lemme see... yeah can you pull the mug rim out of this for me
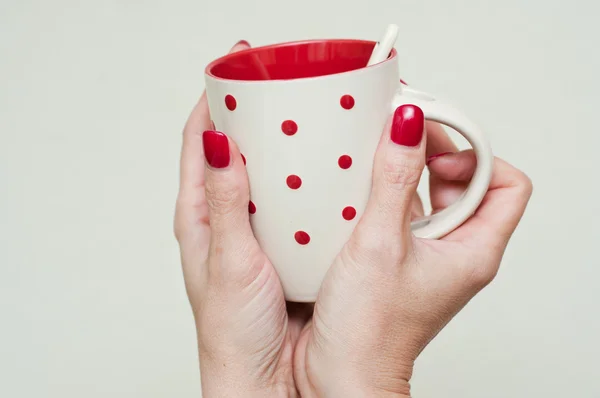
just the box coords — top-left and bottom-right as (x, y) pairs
(204, 39), (398, 83)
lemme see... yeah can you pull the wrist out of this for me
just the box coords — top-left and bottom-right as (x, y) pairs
(202, 385), (296, 398)
(201, 380), (296, 398)
(296, 348), (413, 398)
(200, 358), (298, 398)
(200, 369), (297, 398)
(310, 381), (412, 398)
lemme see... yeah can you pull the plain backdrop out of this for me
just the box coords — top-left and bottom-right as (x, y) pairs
(1, 0), (598, 397)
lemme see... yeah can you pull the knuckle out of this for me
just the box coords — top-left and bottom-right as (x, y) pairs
(204, 179), (244, 216)
(381, 156), (423, 189)
(208, 242), (269, 291)
(173, 196), (210, 242)
(499, 159), (534, 199)
(173, 199), (192, 242)
(349, 230), (385, 260)
(461, 259), (499, 290)
(516, 171), (534, 199)
(173, 218), (186, 242)
(347, 223), (410, 266)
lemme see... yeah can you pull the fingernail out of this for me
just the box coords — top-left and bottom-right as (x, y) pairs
(426, 152), (453, 165)
(236, 40), (251, 47)
(202, 130), (230, 168)
(400, 79), (408, 85)
(390, 105), (424, 147)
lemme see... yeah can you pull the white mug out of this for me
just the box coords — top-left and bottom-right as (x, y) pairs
(205, 39), (493, 302)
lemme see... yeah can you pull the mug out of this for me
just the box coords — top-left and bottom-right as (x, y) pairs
(204, 39), (493, 302)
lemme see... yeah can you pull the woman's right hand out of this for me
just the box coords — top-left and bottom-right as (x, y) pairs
(293, 105), (533, 397)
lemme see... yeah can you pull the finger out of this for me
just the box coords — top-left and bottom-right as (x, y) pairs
(178, 40), (251, 200)
(356, 105), (426, 245)
(179, 40), (251, 197)
(427, 150), (477, 182)
(434, 151), (533, 247)
(426, 151), (473, 212)
(425, 121), (458, 157)
(178, 92), (212, 203)
(202, 130), (257, 257)
(174, 92), (214, 303)
(424, 122), (461, 212)
(176, 40), (250, 230)
(400, 80), (456, 156)
(401, 78), (455, 157)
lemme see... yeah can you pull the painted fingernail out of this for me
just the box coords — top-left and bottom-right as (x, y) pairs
(390, 105), (424, 147)
(236, 40), (251, 47)
(400, 79), (408, 85)
(202, 130), (230, 168)
(426, 152), (453, 165)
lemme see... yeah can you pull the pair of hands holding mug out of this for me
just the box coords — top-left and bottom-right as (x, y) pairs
(174, 41), (533, 397)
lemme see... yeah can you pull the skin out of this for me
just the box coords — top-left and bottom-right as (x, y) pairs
(174, 42), (533, 397)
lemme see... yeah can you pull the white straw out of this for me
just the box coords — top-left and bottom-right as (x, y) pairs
(367, 24), (399, 66)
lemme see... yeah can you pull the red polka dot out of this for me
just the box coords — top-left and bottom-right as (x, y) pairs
(338, 155), (352, 169)
(241, 153), (246, 165)
(281, 120), (298, 136)
(225, 94), (237, 111)
(340, 94), (355, 110)
(286, 175), (302, 189)
(294, 231), (310, 245)
(248, 201), (256, 214)
(342, 206), (356, 220)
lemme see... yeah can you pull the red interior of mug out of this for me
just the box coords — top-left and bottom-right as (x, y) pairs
(206, 39), (395, 81)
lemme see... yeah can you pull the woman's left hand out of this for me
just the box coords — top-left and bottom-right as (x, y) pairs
(174, 41), (309, 397)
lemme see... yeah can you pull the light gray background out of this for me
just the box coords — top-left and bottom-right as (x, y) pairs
(1, 0), (597, 397)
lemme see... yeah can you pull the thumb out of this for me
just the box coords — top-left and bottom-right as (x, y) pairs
(357, 105), (426, 241)
(202, 130), (257, 259)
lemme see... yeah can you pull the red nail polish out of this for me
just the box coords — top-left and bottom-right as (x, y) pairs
(236, 40), (251, 47)
(426, 152), (453, 165)
(400, 79), (408, 85)
(202, 130), (230, 168)
(390, 105), (424, 147)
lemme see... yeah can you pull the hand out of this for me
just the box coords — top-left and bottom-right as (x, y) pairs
(174, 41), (310, 397)
(293, 105), (533, 397)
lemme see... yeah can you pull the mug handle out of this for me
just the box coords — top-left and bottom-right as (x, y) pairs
(391, 87), (494, 239)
